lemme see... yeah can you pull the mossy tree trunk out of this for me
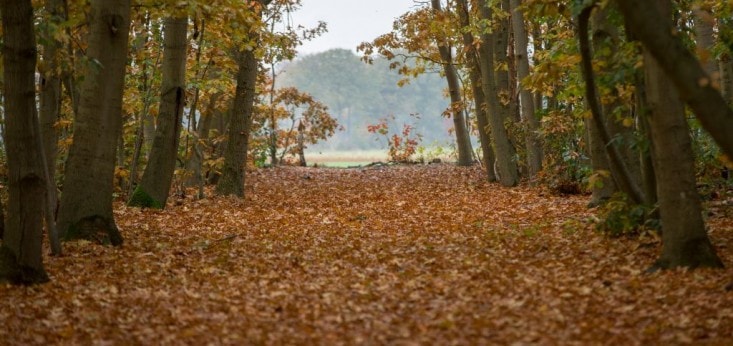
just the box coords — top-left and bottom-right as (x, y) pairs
(129, 16), (188, 209)
(57, 0), (131, 246)
(0, 0), (50, 284)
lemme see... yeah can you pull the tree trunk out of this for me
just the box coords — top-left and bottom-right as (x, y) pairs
(216, 48), (259, 197)
(634, 73), (657, 206)
(456, 0), (496, 181)
(297, 120), (307, 167)
(642, 0), (722, 271)
(0, 0), (50, 284)
(478, 0), (519, 186)
(722, 54), (733, 105)
(495, 0), (516, 143)
(129, 16), (188, 209)
(585, 116), (616, 206)
(585, 4), (628, 207)
(510, 0), (542, 178)
(207, 104), (229, 185)
(614, 0), (733, 160)
(692, 5), (718, 85)
(56, 0), (130, 246)
(431, 0), (474, 167)
(578, 6), (644, 204)
(39, 0), (66, 215)
(185, 92), (221, 192)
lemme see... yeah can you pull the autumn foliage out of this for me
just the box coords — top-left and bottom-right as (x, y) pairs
(2, 165), (732, 344)
(367, 115), (422, 162)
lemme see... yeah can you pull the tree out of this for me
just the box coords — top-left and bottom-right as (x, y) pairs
(258, 86), (338, 165)
(614, 0), (733, 160)
(216, 0), (272, 197)
(129, 15), (189, 208)
(510, 0), (543, 177)
(39, 0), (67, 215)
(455, 0), (497, 180)
(577, 6), (644, 204)
(430, 0), (474, 167)
(477, 0), (519, 186)
(639, 0), (723, 270)
(0, 0), (50, 284)
(56, 0), (131, 246)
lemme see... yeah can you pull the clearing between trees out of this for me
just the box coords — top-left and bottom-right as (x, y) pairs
(2, 164), (732, 344)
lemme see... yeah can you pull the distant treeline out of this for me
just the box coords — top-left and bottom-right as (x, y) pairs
(278, 49), (456, 151)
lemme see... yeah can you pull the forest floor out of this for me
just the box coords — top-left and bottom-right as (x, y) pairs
(2, 164), (733, 345)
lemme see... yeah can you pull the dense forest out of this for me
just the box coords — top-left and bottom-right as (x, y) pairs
(0, 0), (732, 343)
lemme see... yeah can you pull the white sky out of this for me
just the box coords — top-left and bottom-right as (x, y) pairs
(290, 0), (418, 56)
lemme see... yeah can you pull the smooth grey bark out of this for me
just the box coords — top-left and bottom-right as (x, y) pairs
(495, 0), (515, 136)
(129, 16), (188, 209)
(0, 0), (50, 284)
(642, 0), (722, 271)
(56, 0), (130, 246)
(510, 0), (542, 177)
(456, 0), (497, 181)
(478, 0), (519, 186)
(431, 0), (474, 167)
(615, 0), (733, 160)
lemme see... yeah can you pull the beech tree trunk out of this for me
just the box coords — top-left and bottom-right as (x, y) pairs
(585, 116), (616, 206)
(216, 50), (259, 196)
(0, 0), (50, 284)
(431, 0), (474, 167)
(495, 0), (516, 152)
(615, 0), (733, 160)
(641, 0), (723, 271)
(56, 0), (130, 246)
(478, 0), (519, 186)
(215, 0), (273, 196)
(39, 0), (66, 213)
(185, 92), (221, 191)
(578, 7), (644, 204)
(456, 0), (496, 181)
(129, 16), (188, 208)
(692, 5), (718, 84)
(510, 0), (542, 178)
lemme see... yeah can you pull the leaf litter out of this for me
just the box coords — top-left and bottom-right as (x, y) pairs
(1, 164), (732, 344)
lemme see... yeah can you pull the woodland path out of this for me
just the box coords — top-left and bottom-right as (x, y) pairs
(2, 164), (732, 344)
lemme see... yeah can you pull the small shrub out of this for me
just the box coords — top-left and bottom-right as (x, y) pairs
(367, 114), (423, 162)
(594, 193), (659, 238)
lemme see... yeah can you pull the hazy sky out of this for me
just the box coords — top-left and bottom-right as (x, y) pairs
(291, 0), (417, 56)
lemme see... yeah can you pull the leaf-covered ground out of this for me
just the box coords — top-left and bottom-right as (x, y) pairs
(2, 165), (733, 344)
